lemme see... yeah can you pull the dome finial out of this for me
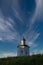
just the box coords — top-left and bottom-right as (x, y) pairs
(22, 36), (26, 41)
(20, 36), (26, 45)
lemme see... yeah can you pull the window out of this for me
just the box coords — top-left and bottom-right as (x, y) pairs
(26, 51), (27, 55)
(21, 50), (23, 54)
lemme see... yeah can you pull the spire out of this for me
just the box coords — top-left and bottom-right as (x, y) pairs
(22, 36), (26, 41)
(21, 36), (26, 45)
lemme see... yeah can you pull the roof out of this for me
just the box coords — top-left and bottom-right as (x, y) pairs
(17, 45), (30, 48)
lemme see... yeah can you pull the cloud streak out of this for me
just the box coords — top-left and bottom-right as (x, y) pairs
(29, 0), (43, 28)
(0, 10), (20, 41)
(24, 0), (43, 47)
(0, 0), (42, 43)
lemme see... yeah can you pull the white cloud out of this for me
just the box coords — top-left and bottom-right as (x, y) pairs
(0, 37), (3, 41)
(0, 0), (42, 42)
(30, 49), (43, 55)
(28, 0), (43, 30)
(30, 32), (40, 42)
(0, 10), (20, 41)
(23, 0), (41, 48)
(0, 17), (15, 32)
(24, 28), (40, 45)
(24, 29), (40, 50)
(12, 7), (24, 23)
(0, 52), (17, 58)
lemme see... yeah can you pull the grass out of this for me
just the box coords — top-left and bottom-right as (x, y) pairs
(0, 54), (43, 65)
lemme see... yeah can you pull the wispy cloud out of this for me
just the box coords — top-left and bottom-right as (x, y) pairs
(0, 10), (20, 41)
(30, 49), (43, 55)
(0, 0), (42, 43)
(24, 25), (40, 46)
(0, 52), (17, 58)
(29, 0), (43, 29)
(12, 7), (24, 23)
(24, 0), (43, 47)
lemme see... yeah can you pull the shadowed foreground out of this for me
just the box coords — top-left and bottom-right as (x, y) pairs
(0, 54), (43, 65)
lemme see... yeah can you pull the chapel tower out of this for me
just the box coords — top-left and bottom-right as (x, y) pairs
(17, 37), (30, 56)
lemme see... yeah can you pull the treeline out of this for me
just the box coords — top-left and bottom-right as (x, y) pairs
(0, 54), (43, 65)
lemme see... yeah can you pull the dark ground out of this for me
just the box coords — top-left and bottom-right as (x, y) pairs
(0, 54), (43, 65)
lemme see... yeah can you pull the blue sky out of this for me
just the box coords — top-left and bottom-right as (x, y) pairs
(0, 0), (43, 57)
